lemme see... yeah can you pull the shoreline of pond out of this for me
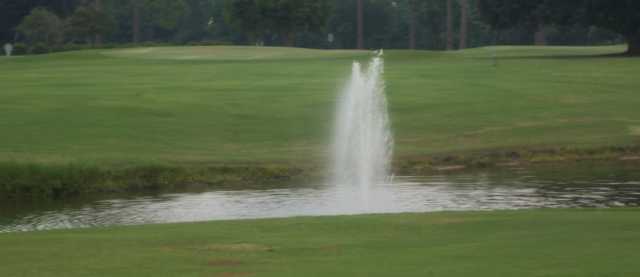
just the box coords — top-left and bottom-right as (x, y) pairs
(1, 144), (639, 199)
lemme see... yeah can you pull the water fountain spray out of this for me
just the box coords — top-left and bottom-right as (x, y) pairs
(332, 50), (393, 190)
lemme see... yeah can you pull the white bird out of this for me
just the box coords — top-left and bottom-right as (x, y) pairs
(375, 49), (384, 57)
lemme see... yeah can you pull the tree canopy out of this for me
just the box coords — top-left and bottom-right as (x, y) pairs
(16, 7), (65, 47)
(224, 0), (331, 46)
(478, 0), (640, 54)
(1, 0), (638, 54)
(68, 4), (114, 45)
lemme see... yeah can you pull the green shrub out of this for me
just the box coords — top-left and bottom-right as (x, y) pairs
(186, 40), (232, 46)
(12, 43), (28, 55)
(100, 43), (119, 49)
(139, 41), (172, 47)
(30, 43), (50, 54)
(16, 8), (64, 51)
(56, 43), (92, 52)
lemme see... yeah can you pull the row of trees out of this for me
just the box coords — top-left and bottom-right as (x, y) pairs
(478, 0), (640, 55)
(224, 0), (331, 47)
(1, 0), (637, 54)
(2, 0), (229, 52)
(16, 4), (112, 48)
(333, 0), (623, 50)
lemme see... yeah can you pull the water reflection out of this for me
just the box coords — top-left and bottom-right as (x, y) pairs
(1, 164), (639, 233)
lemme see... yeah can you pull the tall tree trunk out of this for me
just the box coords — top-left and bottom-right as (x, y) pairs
(458, 0), (469, 49)
(132, 0), (141, 44)
(446, 0), (454, 50)
(356, 0), (364, 49)
(627, 35), (640, 56)
(94, 0), (103, 46)
(534, 25), (546, 46)
(284, 31), (296, 47)
(408, 0), (416, 49)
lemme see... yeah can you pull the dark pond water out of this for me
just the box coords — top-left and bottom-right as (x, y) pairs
(1, 162), (639, 233)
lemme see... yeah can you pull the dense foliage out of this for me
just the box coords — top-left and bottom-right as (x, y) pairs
(68, 4), (114, 45)
(225, 0), (331, 46)
(478, 0), (640, 54)
(15, 7), (65, 49)
(0, 0), (636, 52)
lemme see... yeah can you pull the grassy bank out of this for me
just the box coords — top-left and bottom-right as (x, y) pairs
(2, 145), (639, 199)
(1, 209), (639, 276)
(0, 162), (316, 199)
(1, 45), (640, 195)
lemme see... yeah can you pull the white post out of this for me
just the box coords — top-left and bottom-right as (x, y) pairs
(327, 33), (334, 49)
(3, 43), (12, 57)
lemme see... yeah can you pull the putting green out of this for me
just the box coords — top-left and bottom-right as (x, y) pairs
(103, 46), (368, 61)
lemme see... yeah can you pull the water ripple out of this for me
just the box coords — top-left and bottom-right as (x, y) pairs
(2, 170), (640, 233)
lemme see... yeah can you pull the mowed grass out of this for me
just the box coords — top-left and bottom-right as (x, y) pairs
(0, 45), (639, 165)
(1, 209), (639, 276)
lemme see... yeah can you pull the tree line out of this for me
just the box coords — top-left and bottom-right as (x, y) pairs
(1, 0), (637, 55)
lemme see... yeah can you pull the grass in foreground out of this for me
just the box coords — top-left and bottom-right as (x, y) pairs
(1, 209), (639, 276)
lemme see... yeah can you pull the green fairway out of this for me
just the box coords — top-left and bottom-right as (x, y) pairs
(1, 209), (638, 276)
(1, 45), (639, 166)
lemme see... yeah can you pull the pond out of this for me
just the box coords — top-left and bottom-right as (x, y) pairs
(1, 162), (639, 233)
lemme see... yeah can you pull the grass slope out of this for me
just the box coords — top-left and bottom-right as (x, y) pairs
(2, 45), (640, 196)
(1, 209), (639, 276)
(1, 45), (639, 165)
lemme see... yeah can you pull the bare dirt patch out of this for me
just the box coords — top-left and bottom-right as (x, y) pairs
(215, 272), (255, 277)
(205, 243), (274, 252)
(318, 244), (341, 253)
(208, 259), (244, 267)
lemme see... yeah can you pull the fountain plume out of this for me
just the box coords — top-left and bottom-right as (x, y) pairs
(332, 53), (393, 189)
